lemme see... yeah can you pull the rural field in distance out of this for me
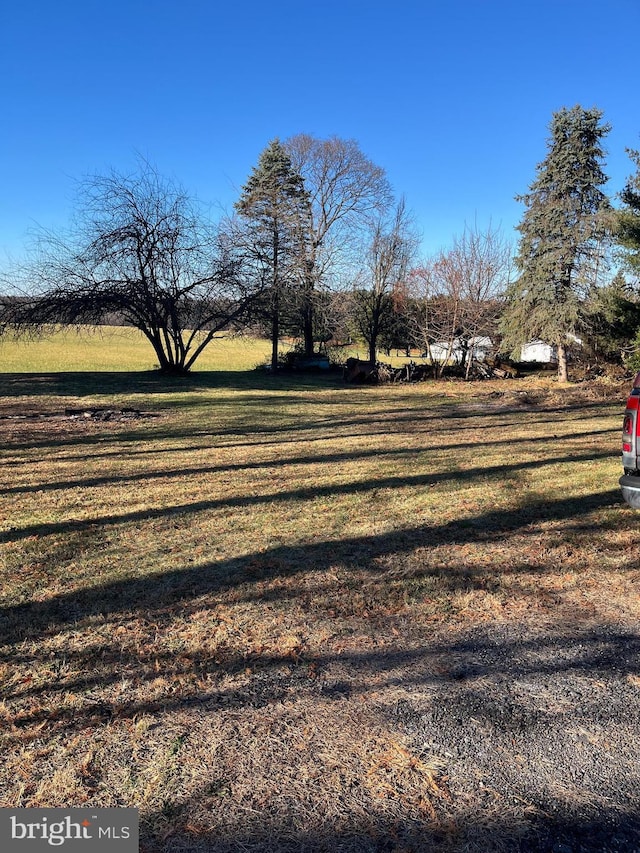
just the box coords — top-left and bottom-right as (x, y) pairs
(1, 328), (638, 852)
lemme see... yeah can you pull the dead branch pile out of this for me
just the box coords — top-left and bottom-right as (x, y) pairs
(343, 357), (519, 384)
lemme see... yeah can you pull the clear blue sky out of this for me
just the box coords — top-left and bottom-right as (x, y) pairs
(2, 0), (639, 264)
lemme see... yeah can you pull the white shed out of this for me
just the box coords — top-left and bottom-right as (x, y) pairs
(520, 340), (557, 363)
(428, 336), (494, 364)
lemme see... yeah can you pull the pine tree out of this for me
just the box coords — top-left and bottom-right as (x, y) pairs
(617, 147), (640, 280)
(584, 270), (640, 363)
(501, 106), (611, 381)
(235, 139), (311, 371)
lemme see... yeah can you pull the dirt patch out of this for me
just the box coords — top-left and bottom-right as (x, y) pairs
(0, 407), (159, 422)
(0, 407), (161, 445)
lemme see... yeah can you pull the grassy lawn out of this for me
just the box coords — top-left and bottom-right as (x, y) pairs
(0, 326), (275, 373)
(0, 329), (636, 851)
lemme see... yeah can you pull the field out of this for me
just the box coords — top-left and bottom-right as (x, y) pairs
(1, 328), (639, 852)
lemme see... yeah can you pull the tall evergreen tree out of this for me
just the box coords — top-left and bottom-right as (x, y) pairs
(235, 139), (311, 371)
(501, 106), (611, 381)
(617, 147), (640, 280)
(584, 270), (640, 363)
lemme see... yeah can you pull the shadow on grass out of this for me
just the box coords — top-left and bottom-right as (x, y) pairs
(135, 805), (640, 853)
(0, 391), (621, 456)
(0, 369), (626, 407)
(5, 608), (640, 851)
(0, 373), (632, 851)
(6, 609), (639, 852)
(6, 617), (640, 715)
(3, 484), (639, 853)
(0, 448), (618, 545)
(0, 428), (619, 494)
(0, 369), (346, 398)
(136, 810), (640, 853)
(0, 486), (624, 644)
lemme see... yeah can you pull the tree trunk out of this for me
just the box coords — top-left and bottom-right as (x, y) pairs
(557, 341), (569, 382)
(301, 258), (317, 357)
(271, 231), (280, 372)
(464, 354), (473, 380)
(271, 289), (280, 373)
(302, 300), (314, 357)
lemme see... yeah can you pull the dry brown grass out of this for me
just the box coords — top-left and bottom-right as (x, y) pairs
(0, 368), (636, 851)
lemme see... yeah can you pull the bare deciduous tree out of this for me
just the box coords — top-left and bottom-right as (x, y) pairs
(352, 198), (418, 364)
(408, 258), (464, 377)
(285, 135), (392, 355)
(15, 162), (260, 374)
(409, 223), (512, 377)
(449, 223), (513, 377)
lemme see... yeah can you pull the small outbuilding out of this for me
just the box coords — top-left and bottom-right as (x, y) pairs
(520, 335), (583, 364)
(520, 340), (557, 363)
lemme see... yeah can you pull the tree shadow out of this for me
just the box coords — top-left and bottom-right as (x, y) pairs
(0, 486), (624, 644)
(0, 369), (346, 399)
(3, 482), (638, 851)
(5, 618), (640, 722)
(0, 425), (618, 494)
(0, 375), (622, 459)
(1, 376), (631, 849)
(135, 809), (640, 852)
(5, 583), (640, 850)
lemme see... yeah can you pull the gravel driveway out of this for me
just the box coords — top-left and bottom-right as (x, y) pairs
(386, 620), (640, 852)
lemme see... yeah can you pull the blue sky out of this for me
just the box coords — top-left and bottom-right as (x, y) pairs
(2, 0), (639, 264)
